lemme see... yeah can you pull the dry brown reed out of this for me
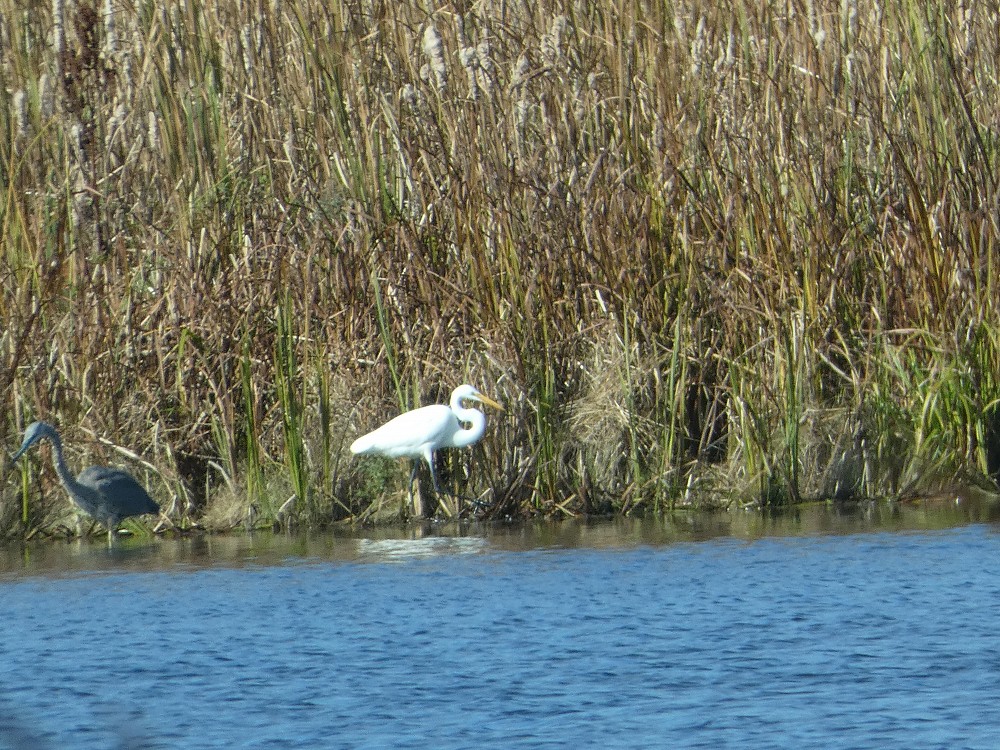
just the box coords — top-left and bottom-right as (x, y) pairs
(3, 0), (1000, 536)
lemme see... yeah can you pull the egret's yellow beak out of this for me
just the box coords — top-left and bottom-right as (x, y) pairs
(475, 392), (504, 412)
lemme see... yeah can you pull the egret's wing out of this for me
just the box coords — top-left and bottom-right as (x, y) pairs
(351, 404), (456, 458)
(77, 465), (160, 517)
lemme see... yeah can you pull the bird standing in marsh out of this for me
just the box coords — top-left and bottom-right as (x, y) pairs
(10, 421), (160, 543)
(350, 384), (504, 511)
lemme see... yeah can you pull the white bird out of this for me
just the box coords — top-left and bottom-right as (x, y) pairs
(350, 384), (504, 497)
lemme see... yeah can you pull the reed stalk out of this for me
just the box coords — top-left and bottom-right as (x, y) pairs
(240, 339), (264, 505)
(275, 297), (308, 518)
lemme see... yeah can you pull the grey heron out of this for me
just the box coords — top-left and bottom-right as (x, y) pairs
(11, 421), (160, 542)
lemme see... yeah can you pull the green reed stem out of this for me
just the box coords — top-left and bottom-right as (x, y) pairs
(370, 265), (404, 410)
(20, 462), (29, 529)
(314, 345), (334, 502)
(276, 297), (308, 512)
(240, 338), (264, 504)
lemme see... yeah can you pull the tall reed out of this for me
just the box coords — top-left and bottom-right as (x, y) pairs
(275, 296), (308, 520)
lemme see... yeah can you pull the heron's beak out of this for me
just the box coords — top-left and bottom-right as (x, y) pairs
(476, 393), (504, 412)
(5, 447), (26, 471)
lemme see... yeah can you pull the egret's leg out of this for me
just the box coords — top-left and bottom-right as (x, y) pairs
(429, 461), (457, 517)
(408, 460), (424, 518)
(428, 459), (443, 495)
(408, 461), (419, 496)
(428, 458), (463, 518)
(419, 455), (446, 517)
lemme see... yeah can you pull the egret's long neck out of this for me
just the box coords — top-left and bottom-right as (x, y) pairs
(449, 407), (487, 448)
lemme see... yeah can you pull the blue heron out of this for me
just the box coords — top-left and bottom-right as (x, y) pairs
(11, 421), (160, 541)
(350, 384), (504, 500)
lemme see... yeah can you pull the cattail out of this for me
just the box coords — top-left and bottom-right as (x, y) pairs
(146, 111), (159, 151)
(690, 16), (705, 76)
(515, 97), (530, 139)
(120, 54), (135, 97)
(722, 30), (735, 69)
(170, 5), (183, 61)
(476, 39), (493, 94)
(400, 83), (418, 107)
(103, 0), (117, 56)
(12, 90), (28, 142)
(840, 0), (857, 45)
(70, 123), (84, 162)
(241, 24), (254, 79)
(652, 117), (665, 153)
(540, 15), (567, 65)
(38, 73), (53, 120)
(572, 79), (584, 124)
(511, 54), (532, 143)
(509, 53), (529, 91)
(459, 46), (478, 100)
(422, 24), (446, 92)
(958, 0), (973, 57)
(52, 0), (64, 58)
(540, 33), (556, 64)
(805, 0), (825, 48)
(106, 102), (126, 151)
(131, 24), (145, 61)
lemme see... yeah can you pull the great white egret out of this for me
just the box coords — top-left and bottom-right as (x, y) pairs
(11, 421), (160, 542)
(350, 384), (504, 500)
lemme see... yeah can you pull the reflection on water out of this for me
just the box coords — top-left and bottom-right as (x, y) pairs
(1, 491), (998, 577)
(1, 495), (1000, 749)
(356, 535), (489, 562)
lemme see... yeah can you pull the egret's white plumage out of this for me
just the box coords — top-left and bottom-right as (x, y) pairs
(350, 384), (503, 495)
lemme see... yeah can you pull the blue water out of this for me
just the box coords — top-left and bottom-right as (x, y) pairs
(2, 509), (1000, 749)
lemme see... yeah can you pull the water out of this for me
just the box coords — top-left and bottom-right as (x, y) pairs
(2, 499), (1000, 749)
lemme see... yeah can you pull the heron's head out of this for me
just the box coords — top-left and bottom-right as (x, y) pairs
(11, 421), (57, 463)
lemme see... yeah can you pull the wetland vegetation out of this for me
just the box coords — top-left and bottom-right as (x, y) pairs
(2, 0), (1000, 538)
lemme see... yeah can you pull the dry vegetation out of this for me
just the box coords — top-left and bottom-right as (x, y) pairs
(2, 0), (1000, 537)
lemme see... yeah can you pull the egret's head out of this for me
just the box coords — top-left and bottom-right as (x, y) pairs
(455, 384), (504, 412)
(11, 421), (57, 463)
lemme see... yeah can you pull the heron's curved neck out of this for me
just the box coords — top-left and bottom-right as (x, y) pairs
(45, 431), (84, 497)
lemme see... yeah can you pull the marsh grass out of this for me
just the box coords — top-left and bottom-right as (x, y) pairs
(3, 0), (1000, 536)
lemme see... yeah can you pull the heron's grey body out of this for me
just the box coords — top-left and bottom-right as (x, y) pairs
(12, 421), (160, 540)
